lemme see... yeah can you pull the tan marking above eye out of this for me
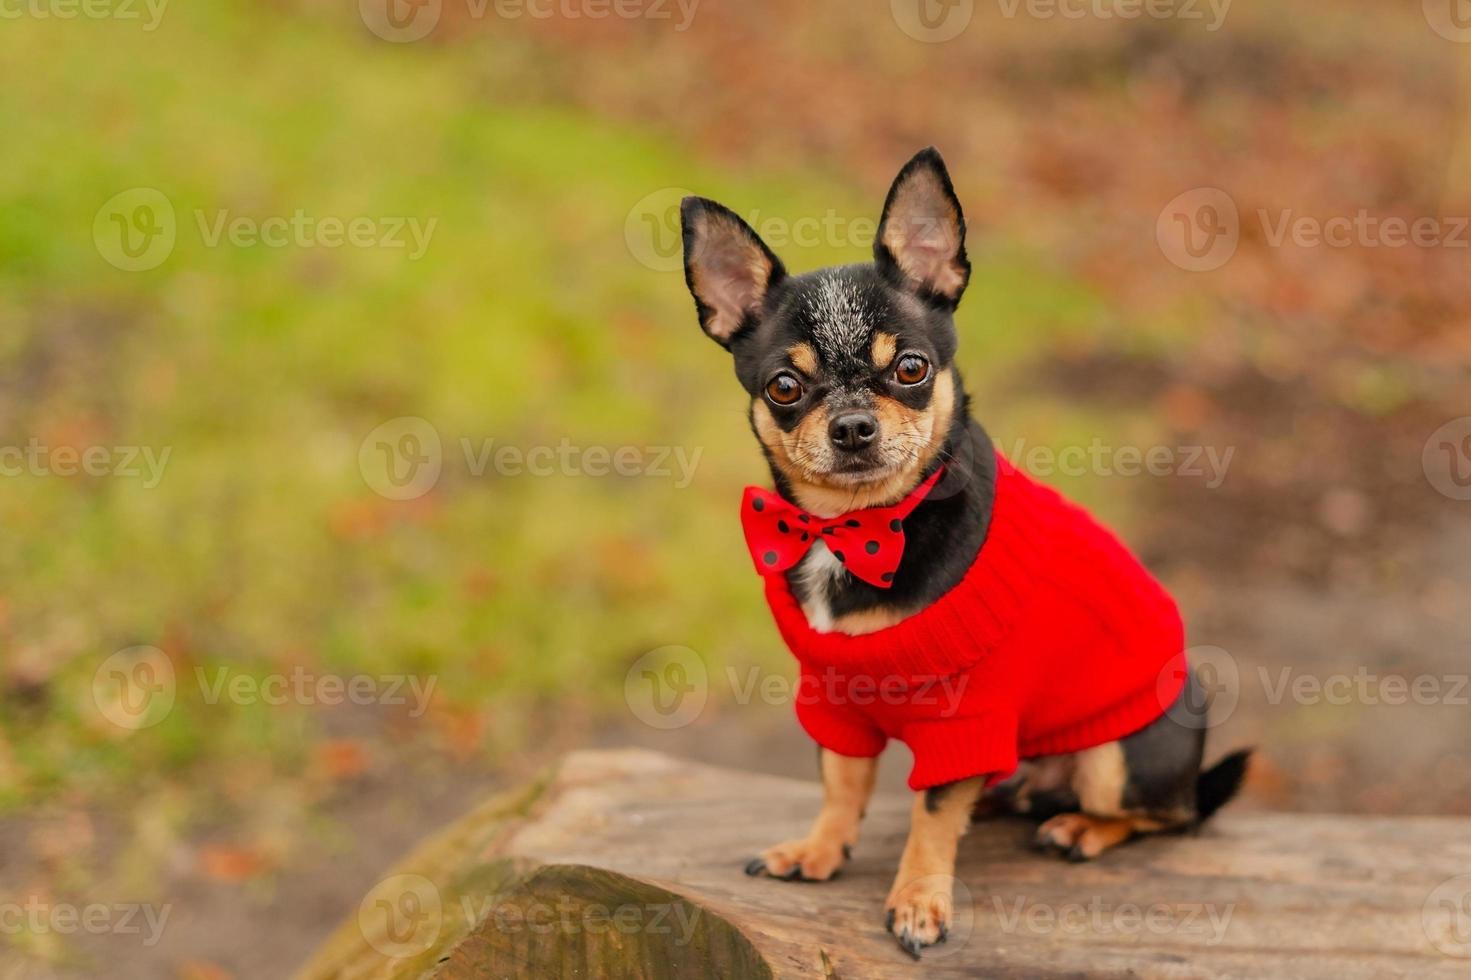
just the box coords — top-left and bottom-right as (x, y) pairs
(788, 342), (819, 376)
(871, 332), (898, 370)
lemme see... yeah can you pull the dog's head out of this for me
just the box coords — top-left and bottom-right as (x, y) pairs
(680, 148), (970, 515)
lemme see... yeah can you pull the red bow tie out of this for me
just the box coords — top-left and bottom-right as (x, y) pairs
(740, 468), (945, 589)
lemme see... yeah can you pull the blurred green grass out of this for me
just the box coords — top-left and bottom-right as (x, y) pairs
(0, 1), (1137, 821)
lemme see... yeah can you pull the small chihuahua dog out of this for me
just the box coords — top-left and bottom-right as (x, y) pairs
(679, 148), (1249, 959)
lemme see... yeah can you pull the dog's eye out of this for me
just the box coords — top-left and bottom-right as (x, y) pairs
(765, 373), (804, 406)
(894, 354), (930, 385)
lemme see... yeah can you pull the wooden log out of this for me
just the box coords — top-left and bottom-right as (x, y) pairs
(297, 748), (1471, 979)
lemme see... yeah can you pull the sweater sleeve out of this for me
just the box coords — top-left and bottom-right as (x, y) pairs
(793, 665), (887, 759)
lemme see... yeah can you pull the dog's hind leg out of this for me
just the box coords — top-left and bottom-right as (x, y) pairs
(1035, 667), (1248, 861)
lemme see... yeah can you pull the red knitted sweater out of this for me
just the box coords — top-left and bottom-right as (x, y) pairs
(763, 453), (1187, 791)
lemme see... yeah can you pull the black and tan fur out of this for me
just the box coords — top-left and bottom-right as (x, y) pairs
(681, 147), (1250, 959)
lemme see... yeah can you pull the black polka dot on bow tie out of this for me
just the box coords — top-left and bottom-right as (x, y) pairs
(833, 551), (845, 562)
(798, 514), (810, 523)
(822, 527), (836, 535)
(881, 572), (894, 583)
(890, 519), (902, 532)
(777, 520), (789, 533)
(763, 550), (777, 566)
(865, 540), (879, 554)
(845, 519), (860, 528)
(800, 532), (810, 542)
(752, 498), (764, 512)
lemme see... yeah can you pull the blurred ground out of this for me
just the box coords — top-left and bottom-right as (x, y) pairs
(0, 0), (1468, 976)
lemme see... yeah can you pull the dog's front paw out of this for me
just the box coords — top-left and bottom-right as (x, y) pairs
(743, 836), (850, 882)
(884, 874), (952, 959)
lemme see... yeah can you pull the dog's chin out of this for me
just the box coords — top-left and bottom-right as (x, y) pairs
(806, 456), (919, 491)
(819, 464), (893, 488)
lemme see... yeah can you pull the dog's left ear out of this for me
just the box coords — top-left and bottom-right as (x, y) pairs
(874, 147), (970, 308)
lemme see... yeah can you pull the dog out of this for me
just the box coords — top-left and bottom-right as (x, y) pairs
(678, 147), (1250, 959)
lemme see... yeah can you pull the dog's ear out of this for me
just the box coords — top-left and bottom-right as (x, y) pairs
(680, 197), (786, 347)
(874, 147), (970, 308)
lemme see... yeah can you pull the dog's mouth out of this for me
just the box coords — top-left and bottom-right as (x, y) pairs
(803, 447), (914, 489)
(827, 455), (893, 481)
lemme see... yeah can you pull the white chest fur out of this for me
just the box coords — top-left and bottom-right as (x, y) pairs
(795, 541), (847, 634)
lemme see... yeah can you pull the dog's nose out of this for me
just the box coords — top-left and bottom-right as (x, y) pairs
(829, 411), (879, 452)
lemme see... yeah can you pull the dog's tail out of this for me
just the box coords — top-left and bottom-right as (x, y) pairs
(1195, 748), (1252, 823)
